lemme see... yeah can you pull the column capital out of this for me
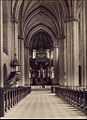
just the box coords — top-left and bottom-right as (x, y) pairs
(18, 35), (24, 40)
(11, 18), (18, 24)
(64, 17), (78, 23)
(58, 35), (65, 40)
(24, 46), (29, 49)
(53, 41), (58, 48)
(24, 42), (29, 49)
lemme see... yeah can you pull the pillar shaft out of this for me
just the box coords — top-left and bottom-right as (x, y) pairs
(21, 39), (25, 86)
(14, 22), (18, 57)
(18, 36), (25, 86)
(72, 20), (79, 86)
(11, 20), (18, 59)
(24, 47), (30, 86)
(64, 19), (79, 87)
(58, 39), (64, 86)
(64, 23), (67, 86)
(53, 42), (59, 85)
(0, 1), (3, 87)
(82, 2), (86, 87)
(66, 22), (72, 86)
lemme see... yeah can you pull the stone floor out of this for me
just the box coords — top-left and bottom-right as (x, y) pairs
(2, 90), (86, 119)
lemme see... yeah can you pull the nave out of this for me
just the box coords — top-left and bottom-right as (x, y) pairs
(2, 89), (86, 119)
(0, 0), (87, 119)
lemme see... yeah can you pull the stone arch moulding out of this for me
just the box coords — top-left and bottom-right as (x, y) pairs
(22, 5), (60, 30)
(29, 30), (53, 50)
(12, 0), (71, 48)
(22, 11), (59, 37)
(24, 25), (57, 48)
(12, 0), (70, 29)
(12, 0), (23, 22)
(12, 0), (70, 21)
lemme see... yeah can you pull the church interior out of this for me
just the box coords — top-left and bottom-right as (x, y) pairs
(0, 0), (87, 119)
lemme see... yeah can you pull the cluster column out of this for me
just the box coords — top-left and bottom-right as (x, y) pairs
(53, 41), (59, 85)
(0, 1), (3, 87)
(11, 19), (18, 59)
(72, 19), (79, 86)
(64, 18), (79, 87)
(18, 35), (25, 86)
(64, 21), (72, 86)
(64, 23), (67, 86)
(58, 37), (64, 86)
(24, 47), (30, 86)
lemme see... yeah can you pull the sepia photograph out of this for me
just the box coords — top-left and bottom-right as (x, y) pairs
(0, 0), (87, 119)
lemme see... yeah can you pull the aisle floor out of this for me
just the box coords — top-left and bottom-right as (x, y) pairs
(2, 90), (86, 119)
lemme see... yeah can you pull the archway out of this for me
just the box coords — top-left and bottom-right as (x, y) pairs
(11, 0), (70, 87)
(29, 31), (54, 86)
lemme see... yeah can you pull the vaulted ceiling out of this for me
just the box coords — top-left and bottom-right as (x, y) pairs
(12, 0), (70, 50)
(30, 31), (53, 50)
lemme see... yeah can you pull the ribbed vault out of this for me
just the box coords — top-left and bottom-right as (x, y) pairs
(29, 31), (53, 50)
(12, 0), (70, 48)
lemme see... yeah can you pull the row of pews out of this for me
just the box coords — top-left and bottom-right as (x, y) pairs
(0, 87), (31, 117)
(51, 86), (87, 115)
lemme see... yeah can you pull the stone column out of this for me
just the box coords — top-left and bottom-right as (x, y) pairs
(72, 19), (79, 87)
(18, 35), (25, 86)
(14, 22), (18, 58)
(11, 19), (19, 87)
(64, 18), (79, 87)
(58, 37), (64, 86)
(64, 23), (68, 86)
(65, 21), (72, 87)
(28, 51), (31, 86)
(0, 1), (3, 87)
(53, 41), (59, 85)
(85, 1), (87, 88)
(24, 47), (30, 86)
(11, 19), (18, 59)
(82, 1), (86, 87)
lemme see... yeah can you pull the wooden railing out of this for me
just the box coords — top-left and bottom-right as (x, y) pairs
(51, 86), (87, 115)
(0, 87), (31, 117)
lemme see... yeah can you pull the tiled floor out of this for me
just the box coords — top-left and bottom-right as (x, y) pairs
(2, 90), (86, 119)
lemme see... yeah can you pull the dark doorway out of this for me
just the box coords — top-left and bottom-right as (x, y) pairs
(79, 65), (81, 86)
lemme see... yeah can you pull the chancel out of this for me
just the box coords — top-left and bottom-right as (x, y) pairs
(0, 0), (87, 119)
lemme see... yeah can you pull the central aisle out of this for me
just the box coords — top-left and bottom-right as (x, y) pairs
(3, 90), (86, 119)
